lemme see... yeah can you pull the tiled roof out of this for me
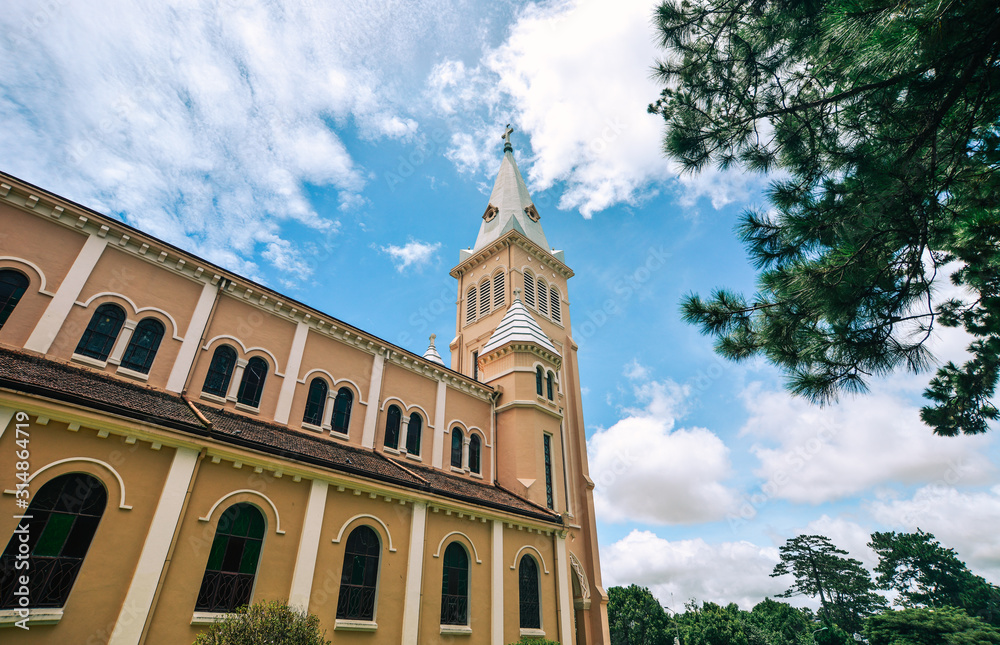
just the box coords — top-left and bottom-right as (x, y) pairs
(0, 347), (203, 429)
(0, 346), (560, 524)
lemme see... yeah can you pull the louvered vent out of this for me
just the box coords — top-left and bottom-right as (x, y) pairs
(480, 279), (491, 316)
(494, 272), (505, 308)
(466, 287), (477, 324)
(550, 287), (561, 323)
(524, 271), (535, 307)
(537, 279), (548, 316)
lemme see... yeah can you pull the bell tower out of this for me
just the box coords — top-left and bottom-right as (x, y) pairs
(449, 127), (611, 644)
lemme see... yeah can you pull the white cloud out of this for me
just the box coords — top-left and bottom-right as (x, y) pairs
(602, 530), (789, 609)
(588, 379), (738, 524)
(868, 485), (1000, 584)
(0, 1), (490, 282)
(381, 240), (442, 273)
(428, 0), (763, 217)
(623, 358), (651, 381)
(740, 382), (995, 504)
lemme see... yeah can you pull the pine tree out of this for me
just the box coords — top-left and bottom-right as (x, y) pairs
(650, 0), (1000, 435)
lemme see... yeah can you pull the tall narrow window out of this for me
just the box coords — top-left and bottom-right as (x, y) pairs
(536, 366), (544, 396)
(332, 387), (353, 434)
(469, 434), (481, 475)
(546, 371), (555, 401)
(203, 345), (237, 397)
(75, 303), (125, 361)
(479, 278), (491, 316)
(524, 271), (535, 307)
(450, 428), (464, 468)
(466, 286), (477, 324)
(336, 526), (380, 621)
(119, 318), (164, 374)
(550, 287), (561, 324)
(195, 503), (265, 613)
(0, 473), (106, 609)
(544, 434), (554, 510)
(518, 555), (541, 630)
(472, 350), (479, 381)
(237, 357), (268, 408)
(0, 269), (29, 331)
(537, 278), (549, 316)
(303, 378), (328, 426)
(384, 405), (401, 450)
(493, 271), (505, 308)
(440, 542), (469, 625)
(406, 414), (422, 456)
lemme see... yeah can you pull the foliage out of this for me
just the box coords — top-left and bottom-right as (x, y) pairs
(192, 600), (330, 645)
(870, 530), (1000, 625)
(865, 607), (1000, 645)
(608, 584), (674, 645)
(507, 638), (561, 645)
(676, 601), (759, 645)
(771, 535), (886, 633)
(747, 598), (814, 644)
(651, 0), (1000, 436)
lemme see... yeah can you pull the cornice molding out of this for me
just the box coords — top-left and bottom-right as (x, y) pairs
(450, 229), (573, 280)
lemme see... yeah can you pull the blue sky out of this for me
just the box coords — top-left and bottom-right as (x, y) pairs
(3, 0), (998, 611)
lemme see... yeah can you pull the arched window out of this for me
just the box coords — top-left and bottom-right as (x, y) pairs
(466, 286), (477, 324)
(332, 387), (353, 435)
(0, 473), (106, 609)
(536, 366), (544, 396)
(195, 503), (265, 613)
(0, 269), (29, 330)
(493, 271), (505, 308)
(440, 542), (469, 625)
(336, 526), (380, 621)
(523, 271), (535, 308)
(384, 405), (401, 450)
(450, 428), (464, 468)
(518, 555), (541, 629)
(120, 318), (165, 374)
(237, 357), (268, 408)
(303, 378), (328, 426)
(547, 371), (555, 401)
(406, 414), (422, 456)
(469, 434), (482, 475)
(75, 303), (125, 361)
(550, 287), (561, 324)
(479, 278), (491, 316)
(537, 278), (549, 316)
(203, 345), (237, 397)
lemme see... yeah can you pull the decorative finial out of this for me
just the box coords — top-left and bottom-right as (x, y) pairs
(514, 288), (521, 300)
(429, 334), (436, 345)
(502, 124), (513, 152)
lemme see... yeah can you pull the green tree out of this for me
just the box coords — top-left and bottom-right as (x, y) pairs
(865, 606), (1000, 645)
(771, 535), (886, 633)
(607, 585), (673, 645)
(192, 600), (330, 645)
(747, 598), (814, 644)
(870, 530), (1000, 624)
(676, 601), (756, 645)
(650, 0), (1000, 436)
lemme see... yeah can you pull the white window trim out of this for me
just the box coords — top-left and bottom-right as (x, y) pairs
(0, 608), (63, 626)
(520, 628), (547, 638)
(116, 365), (150, 381)
(335, 619), (378, 632)
(190, 611), (231, 625)
(234, 402), (260, 414)
(441, 624), (473, 636)
(71, 353), (108, 369)
(200, 391), (227, 405)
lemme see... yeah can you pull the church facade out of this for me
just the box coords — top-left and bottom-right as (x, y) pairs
(0, 137), (610, 644)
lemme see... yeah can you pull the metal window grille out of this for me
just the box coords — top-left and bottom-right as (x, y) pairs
(0, 473), (107, 609)
(518, 556), (541, 629)
(120, 318), (164, 374)
(195, 503), (266, 612)
(440, 543), (469, 625)
(336, 526), (380, 621)
(544, 434), (554, 510)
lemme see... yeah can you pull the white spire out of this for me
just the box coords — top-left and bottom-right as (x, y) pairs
(472, 126), (550, 253)
(422, 334), (445, 365)
(482, 292), (559, 356)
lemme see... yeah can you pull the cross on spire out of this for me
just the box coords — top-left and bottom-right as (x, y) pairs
(502, 124), (513, 152)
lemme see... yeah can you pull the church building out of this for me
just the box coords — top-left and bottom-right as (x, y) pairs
(0, 133), (610, 644)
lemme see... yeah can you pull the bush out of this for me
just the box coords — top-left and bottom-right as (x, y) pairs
(192, 600), (330, 645)
(508, 638), (561, 645)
